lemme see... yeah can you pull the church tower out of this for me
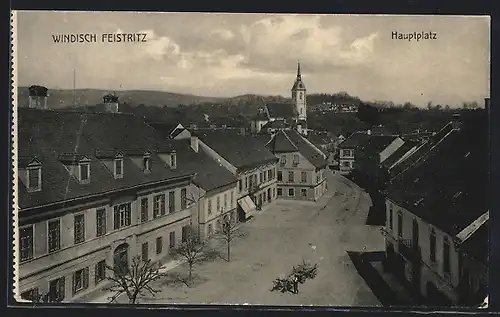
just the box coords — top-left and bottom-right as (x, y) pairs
(291, 61), (307, 122)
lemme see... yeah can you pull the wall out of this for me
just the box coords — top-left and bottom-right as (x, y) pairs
(276, 152), (327, 201)
(198, 183), (238, 239)
(339, 148), (355, 173)
(18, 180), (195, 302)
(384, 199), (460, 303)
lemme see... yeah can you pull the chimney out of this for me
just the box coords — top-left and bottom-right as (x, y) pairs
(485, 97), (490, 113)
(190, 135), (199, 153)
(451, 113), (462, 130)
(28, 85), (48, 109)
(103, 93), (119, 113)
(367, 129), (371, 136)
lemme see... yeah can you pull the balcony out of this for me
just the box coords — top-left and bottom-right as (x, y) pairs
(398, 239), (422, 265)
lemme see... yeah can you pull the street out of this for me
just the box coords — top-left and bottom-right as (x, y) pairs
(129, 170), (386, 306)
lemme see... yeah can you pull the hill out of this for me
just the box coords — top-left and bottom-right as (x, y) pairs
(16, 87), (226, 109)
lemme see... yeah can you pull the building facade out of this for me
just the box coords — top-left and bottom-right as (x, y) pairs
(17, 107), (200, 302)
(266, 130), (328, 201)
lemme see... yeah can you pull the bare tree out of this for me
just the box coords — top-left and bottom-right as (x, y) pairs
(217, 210), (243, 262)
(104, 256), (165, 304)
(170, 226), (206, 287)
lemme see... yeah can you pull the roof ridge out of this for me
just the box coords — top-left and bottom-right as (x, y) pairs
(282, 130), (299, 151)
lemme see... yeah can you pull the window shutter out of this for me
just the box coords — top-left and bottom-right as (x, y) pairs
(83, 267), (89, 289)
(72, 273), (76, 295)
(161, 195), (166, 215)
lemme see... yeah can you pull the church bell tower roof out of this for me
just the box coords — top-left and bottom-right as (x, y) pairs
(291, 61), (306, 91)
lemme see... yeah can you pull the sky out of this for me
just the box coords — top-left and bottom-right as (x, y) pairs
(14, 11), (490, 107)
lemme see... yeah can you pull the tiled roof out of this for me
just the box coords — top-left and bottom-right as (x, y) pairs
(267, 130), (327, 169)
(359, 135), (398, 155)
(389, 123), (455, 178)
(381, 140), (419, 169)
(194, 129), (278, 171)
(252, 113), (268, 121)
(170, 139), (238, 191)
(18, 109), (193, 210)
(385, 113), (488, 236)
(266, 130), (298, 153)
(337, 132), (370, 149)
(265, 103), (297, 119)
(148, 122), (180, 139)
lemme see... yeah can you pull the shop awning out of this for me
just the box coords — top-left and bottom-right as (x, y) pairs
(238, 195), (257, 218)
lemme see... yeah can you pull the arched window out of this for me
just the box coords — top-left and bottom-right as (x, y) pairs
(114, 243), (129, 275)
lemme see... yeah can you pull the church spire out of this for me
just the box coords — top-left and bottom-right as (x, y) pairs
(297, 61), (301, 80)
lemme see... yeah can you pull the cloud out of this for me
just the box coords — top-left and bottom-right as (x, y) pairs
(238, 15), (379, 72)
(138, 29), (181, 61)
(210, 28), (235, 40)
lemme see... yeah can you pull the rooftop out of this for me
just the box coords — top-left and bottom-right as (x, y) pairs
(381, 140), (419, 169)
(18, 108), (193, 210)
(385, 112), (488, 236)
(337, 131), (370, 149)
(267, 130), (327, 169)
(265, 103), (297, 119)
(194, 129), (278, 171)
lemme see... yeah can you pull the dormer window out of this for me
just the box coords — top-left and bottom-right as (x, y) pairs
(170, 153), (177, 169)
(114, 158), (123, 179)
(79, 162), (90, 184)
(143, 153), (151, 173)
(27, 165), (42, 192)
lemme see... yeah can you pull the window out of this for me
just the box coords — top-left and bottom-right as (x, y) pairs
(224, 193), (227, 211)
(156, 237), (163, 255)
(114, 158), (123, 179)
(443, 237), (451, 273)
(153, 194), (163, 218)
(181, 188), (187, 209)
(208, 199), (212, 215)
(79, 162), (90, 183)
(277, 188), (283, 196)
(277, 171), (283, 181)
(72, 267), (89, 295)
(170, 153), (176, 169)
(259, 172), (262, 183)
(95, 260), (106, 284)
(48, 219), (61, 253)
(140, 198), (148, 223)
(113, 203), (131, 230)
(301, 188), (307, 197)
(273, 187), (276, 197)
(288, 171), (294, 182)
(280, 155), (287, 166)
(293, 155), (299, 166)
(182, 226), (189, 243)
(169, 231), (175, 248)
(21, 288), (39, 301)
(267, 169), (272, 180)
(245, 177), (248, 189)
(48, 277), (65, 302)
(142, 242), (149, 262)
(96, 208), (106, 237)
(430, 228), (436, 262)
(20, 225), (33, 262)
(143, 156), (151, 172)
(342, 150), (351, 157)
(301, 172), (307, 183)
(168, 191), (175, 213)
(397, 211), (403, 237)
(216, 196), (221, 213)
(74, 214), (85, 244)
(27, 167), (41, 192)
(288, 188), (295, 196)
(238, 179), (242, 192)
(230, 191), (234, 209)
(208, 223), (213, 236)
(389, 206), (393, 230)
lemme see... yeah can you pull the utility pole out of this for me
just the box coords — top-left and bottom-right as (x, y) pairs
(73, 69), (76, 107)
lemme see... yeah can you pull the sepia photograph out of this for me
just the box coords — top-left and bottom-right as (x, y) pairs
(11, 11), (490, 308)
